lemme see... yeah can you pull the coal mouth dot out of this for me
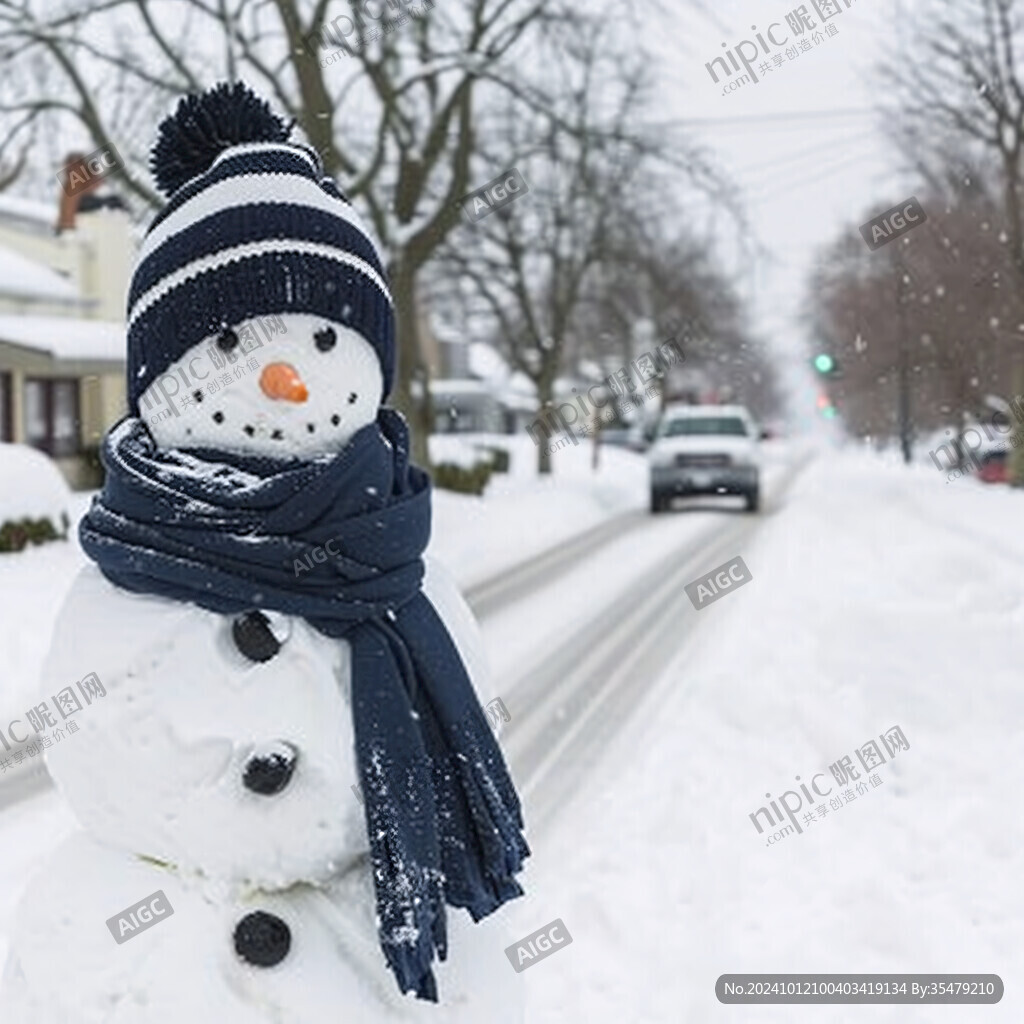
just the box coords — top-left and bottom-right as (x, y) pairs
(307, 424), (316, 433)
(213, 411), (224, 424)
(244, 425), (255, 437)
(347, 392), (357, 404)
(271, 429), (284, 441)
(194, 390), (205, 403)
(331, 414), (340, 427)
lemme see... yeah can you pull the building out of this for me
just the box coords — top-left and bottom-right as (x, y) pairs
(0, 169), (131, 488)
(429, 378), (506, 434)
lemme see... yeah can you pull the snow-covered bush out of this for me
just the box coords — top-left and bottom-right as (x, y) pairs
(0, 443), (71, 552)
(478, 445), (511, 473)
(432, 461), (494, 495)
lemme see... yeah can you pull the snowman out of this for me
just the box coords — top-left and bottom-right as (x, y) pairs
(1, 83), (529, 1022)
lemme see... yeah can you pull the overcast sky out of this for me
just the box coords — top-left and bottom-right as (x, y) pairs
(650, 0), (905, 424)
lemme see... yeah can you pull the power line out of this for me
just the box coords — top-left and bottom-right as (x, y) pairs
(743, 149), (881, 204)
(739, 128), (880, 188)
(673, 107), (877, 130)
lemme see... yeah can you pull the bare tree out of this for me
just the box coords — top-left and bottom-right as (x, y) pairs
(878, 0), (1024, 474)
(572, 208), (781, 420)
(0, 0), (594, 464)
(436, 29), (660, 473)
(805, 181), (1024, 448)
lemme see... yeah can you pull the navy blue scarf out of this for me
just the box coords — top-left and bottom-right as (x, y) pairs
(79, 411), (528, 1001)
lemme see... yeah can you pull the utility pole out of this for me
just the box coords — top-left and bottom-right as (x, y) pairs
(893, 0), (913, 465)
(892, 242), (914, 464)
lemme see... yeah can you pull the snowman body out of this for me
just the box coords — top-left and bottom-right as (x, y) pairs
(1, 552), (524, 1020)
(34, 554), (494, 890)
(2, 832), (523, 1023)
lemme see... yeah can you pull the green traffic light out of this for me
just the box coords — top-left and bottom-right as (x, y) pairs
(813, 354), (834, 374)
(823, 405), (837, 419)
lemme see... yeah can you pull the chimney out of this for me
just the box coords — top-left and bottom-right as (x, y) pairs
(56, 152), (102, 233)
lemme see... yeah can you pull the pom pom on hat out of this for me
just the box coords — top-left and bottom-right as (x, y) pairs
(150, 82), (291, 197)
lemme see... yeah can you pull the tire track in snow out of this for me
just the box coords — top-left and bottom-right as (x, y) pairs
(490, 452), (813, 837)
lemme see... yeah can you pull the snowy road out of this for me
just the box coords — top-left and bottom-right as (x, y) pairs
(476, 452), (809, 836)
(503, 451), (1024, 1024)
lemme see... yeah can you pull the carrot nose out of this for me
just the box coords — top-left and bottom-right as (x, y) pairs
(260, 362), (308, 403)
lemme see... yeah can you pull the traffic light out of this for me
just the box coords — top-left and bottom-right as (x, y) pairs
(816, 393), (837, 418)
(813, 353), (836, 375)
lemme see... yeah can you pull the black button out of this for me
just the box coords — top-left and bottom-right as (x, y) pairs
(232, 610), (281, 663)
(243, 742), (298, 796)
(234, 911), (291, 967)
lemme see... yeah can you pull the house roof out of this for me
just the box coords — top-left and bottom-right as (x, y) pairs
(0, 314), (125, 363)
(467, 341), (509, 382)
(0, 193), (55, 232)
(0, 243), (83, 305)
(429, 378), (497, 395)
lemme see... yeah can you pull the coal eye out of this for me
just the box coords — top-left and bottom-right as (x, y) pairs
(217, 328), (239, 352)
(314, 327), (337, 352)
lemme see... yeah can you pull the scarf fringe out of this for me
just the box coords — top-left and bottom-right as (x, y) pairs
(436, 718), (531, 920)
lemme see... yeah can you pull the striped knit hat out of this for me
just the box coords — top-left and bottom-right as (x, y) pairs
(127, 83), (394, 414)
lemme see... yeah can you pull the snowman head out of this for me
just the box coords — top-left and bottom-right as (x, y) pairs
(138, 314), (382, 457)
(128, 83), (394, 457)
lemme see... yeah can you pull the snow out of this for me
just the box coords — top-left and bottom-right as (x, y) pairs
(467, 341), (510, 383)
(507, 450), (1023, 1023)
(0, 244), (82, 305)
(0, 793), (78, 971)
(0, 444), (73, 526)
(0, 447), (89, 736)
(0, 194), (55, 231)
(4, 830), (524, 1023)
(498, 371), (538, 409)
(428, 433), (648, 589)
(0, 315), (125, 362)
(429, 377), (495, 394)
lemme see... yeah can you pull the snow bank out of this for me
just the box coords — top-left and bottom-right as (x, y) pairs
(0, 445), (72, 527)
(0, 448), (86, 728)
(429, 433), (648, 589)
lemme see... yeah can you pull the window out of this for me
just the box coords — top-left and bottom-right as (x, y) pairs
(24, 378), (80, 457)
(0, 373), (11, 442)
(661, 416), (748, 438)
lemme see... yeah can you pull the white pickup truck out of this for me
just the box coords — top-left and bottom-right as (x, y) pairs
(648, 404), (761, 513)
